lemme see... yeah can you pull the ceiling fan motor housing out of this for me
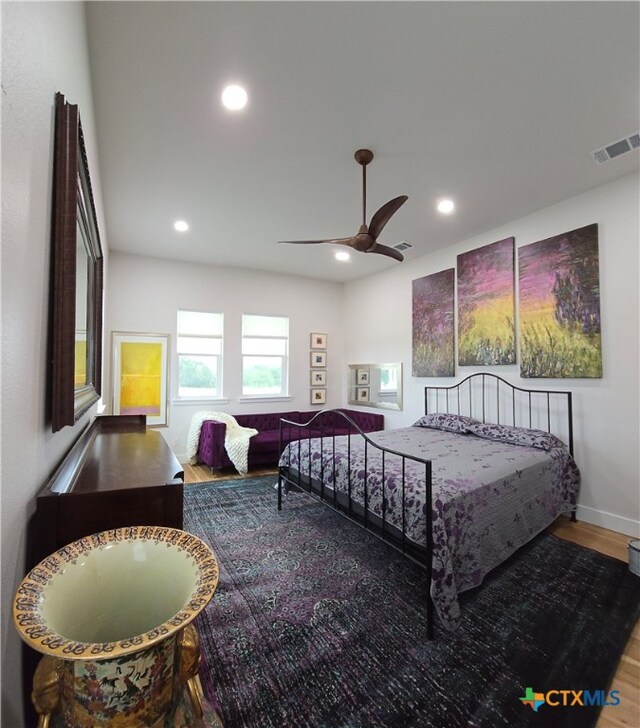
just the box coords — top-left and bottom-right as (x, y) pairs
(354, 149), (374, 165)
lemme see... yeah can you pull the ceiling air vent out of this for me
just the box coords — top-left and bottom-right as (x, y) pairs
(590, 132), (640, 165)
(393, 240), (414, 252)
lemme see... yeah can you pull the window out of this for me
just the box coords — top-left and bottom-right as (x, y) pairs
(380, 366), (398, 392)
(242, 314), (289, 396)
(177, 310), (223, 398)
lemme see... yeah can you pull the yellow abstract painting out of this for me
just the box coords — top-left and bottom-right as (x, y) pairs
(74, 340), (87, 387)
(119, 342), (162, 416)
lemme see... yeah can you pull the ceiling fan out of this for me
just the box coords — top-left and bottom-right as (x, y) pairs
(278, 149), (408, 262)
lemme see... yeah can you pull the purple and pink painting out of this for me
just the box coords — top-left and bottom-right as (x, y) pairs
(457, 237), (516, 366)
(518, 223), (602, 378)
(412, 268), (455, 377)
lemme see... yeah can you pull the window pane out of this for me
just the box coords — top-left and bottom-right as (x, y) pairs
(380, 367), (397, 391)
(177, 336), (221, 355)
(177, 309), (224, 398)
(177, 310), (223, 336)
(178, 355), (218, 397)
(242, 338), (286, 356)
(242, 356), (283, 395)
(241, 315), (288, 396)
(242, 314), (288, 337)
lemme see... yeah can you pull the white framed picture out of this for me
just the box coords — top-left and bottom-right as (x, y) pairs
(311, 388), (326, 405)
(310, 351), (327, 368)
(112, 331), (169, 427)
(357, 368), (370, 385)
(310, 369), (327, 386)
(310, 333), (327, 350)
(356, 386), (370, 403)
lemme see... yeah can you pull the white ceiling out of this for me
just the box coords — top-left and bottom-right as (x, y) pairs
(86, 1), (640, 283)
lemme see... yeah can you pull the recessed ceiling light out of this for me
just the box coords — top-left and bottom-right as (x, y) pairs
(221, 84), (248, 111)
(437, 199), (455, 214)
(335, 251), (350, 262)
(174, 220), (189, 232)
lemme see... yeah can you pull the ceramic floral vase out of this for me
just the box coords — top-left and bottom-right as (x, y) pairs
(13, 526), (220, 728)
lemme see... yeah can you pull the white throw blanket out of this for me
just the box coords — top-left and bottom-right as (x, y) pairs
(186, 411), (258, 475)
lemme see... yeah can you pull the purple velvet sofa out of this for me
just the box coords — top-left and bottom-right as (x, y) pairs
(196, 409), (384, 471)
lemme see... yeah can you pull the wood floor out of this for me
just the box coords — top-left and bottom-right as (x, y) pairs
(183, 463), (640, 726)
(183, 462), (278, 484)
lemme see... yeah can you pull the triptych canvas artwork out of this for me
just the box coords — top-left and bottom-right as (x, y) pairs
(412, 269), (455, 378)
(518, 223), (602, 378)
(457, 237), (516, 367)
(412, 223), (602, 378)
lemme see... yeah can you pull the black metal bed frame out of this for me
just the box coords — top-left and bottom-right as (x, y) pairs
(424, 372), (574, 457)
(277, 373), (575, 640)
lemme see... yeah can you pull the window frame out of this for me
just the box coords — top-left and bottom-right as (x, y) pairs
(176, 309), (224, 400)
(241, 314), (290, 399)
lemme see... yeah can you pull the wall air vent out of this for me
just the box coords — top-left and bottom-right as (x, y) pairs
(590, 132), (640, 165)
(393, 240), (414, 252)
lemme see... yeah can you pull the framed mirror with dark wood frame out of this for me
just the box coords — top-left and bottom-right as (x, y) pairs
(51, 92), (104, 432)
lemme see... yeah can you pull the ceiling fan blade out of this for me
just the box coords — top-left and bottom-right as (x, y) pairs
(278, 240), (331, 245)
(368, 195), (408, 240)
(278, 237), (356, 247)
(367, 242), (404, 262)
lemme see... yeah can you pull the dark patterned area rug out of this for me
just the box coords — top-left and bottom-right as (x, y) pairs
(184, 476), (640, 728)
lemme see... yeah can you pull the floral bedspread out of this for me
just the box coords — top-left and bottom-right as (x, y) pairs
(279, 425), (580, 630)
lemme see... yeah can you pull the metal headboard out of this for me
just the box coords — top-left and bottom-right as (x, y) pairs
(424, 373), (574, 456)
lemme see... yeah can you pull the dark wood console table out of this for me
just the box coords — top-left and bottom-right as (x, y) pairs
(29, 414), (184, 570)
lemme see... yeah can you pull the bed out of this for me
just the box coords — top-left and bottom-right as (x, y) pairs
(277, 373), (580, 638)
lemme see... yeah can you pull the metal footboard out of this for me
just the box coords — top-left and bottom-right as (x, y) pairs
(277, 409), (435, 640)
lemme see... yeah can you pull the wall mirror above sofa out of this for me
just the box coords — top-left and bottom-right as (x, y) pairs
(348, 363), (403, 411)
(51, 92), (104, 431)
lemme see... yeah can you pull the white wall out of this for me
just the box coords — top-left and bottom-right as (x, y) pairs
(344, 173), (640, 537)
(1, 8), (636, 722)
(0, 3), (108, 724)
(105, 253), (344, 460)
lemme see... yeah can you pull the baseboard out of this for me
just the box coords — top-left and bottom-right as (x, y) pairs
(576, 504), (640, 538)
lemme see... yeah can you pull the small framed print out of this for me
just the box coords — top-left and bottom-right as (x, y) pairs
(356, 368), (370, 385)
(356, 386), (370, 403)
(311, 388), (326, 405)
(310, 333), (327, 350)
(310, 351), (327, 368)
(310, 369), (327, 386)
